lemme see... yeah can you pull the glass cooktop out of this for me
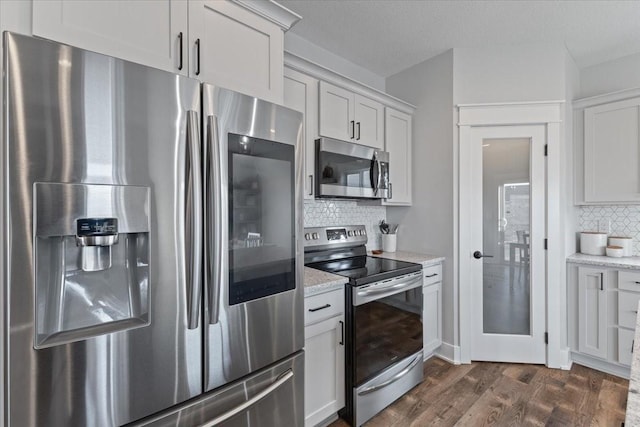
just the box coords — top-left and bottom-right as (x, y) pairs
(307, 255), (421, 286)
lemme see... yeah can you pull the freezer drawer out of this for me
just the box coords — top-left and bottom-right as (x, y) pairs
(132, 351), (304, 427)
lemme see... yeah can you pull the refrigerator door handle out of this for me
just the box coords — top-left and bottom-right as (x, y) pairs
(186, 110), (203, 330)
(199, 369), (294, 427)
(206, 114), (222, 325)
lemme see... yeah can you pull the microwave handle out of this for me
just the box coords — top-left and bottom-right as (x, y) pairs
(370, 152), (381, 195)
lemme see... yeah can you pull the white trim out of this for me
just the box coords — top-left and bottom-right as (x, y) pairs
(570, 352), (630, 379)
(435, 341), (462, 365)
(284, 51), (416, 115)
(231, 0), (301, 31)
(573, 87), (640, 110)
(559, 348), (573, 370)
(457, 101), (565, 369)
(458, 102), (564, 126)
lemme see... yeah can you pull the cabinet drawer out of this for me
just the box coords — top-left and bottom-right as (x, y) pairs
(304, 289), (344, 326)
(618, 291), (640, 329)
(618, 270), (640, 292)
(618, 328), (635, 366)
(423, 264), (442, 286)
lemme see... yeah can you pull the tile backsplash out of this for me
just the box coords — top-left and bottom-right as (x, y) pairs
(579, 205), (640, 255)
(304, 200), (387, 249)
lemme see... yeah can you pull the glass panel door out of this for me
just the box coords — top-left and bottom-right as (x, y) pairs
(482, 138), (531, 335)
(228, 133), (295, 305)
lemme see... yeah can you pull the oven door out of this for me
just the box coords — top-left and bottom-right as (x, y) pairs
(352, 271), (423, 386)
(316, 137), (389, 199)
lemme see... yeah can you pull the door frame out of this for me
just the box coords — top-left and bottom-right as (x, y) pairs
(457, 101), (566, 368)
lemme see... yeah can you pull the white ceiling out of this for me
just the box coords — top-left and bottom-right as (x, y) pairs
(278, 0), (640, 77)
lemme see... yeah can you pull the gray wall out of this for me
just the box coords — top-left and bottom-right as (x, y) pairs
(580, 51), (640, 98)
(385, 50), (456, 347)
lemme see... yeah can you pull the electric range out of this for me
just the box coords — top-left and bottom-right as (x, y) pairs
(304, 225), (424, 426)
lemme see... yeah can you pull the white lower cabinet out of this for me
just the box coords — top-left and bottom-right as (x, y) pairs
(570, 263), (640, 376)
(304, 289), (345, 427)
(577, 266), (608, 359)
(422, 263), (442, 358)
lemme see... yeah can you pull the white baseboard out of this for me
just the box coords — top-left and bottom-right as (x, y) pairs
(434, 341), (462, 365)
(570, 351), (630, 379)
(558, 347), (572, 371)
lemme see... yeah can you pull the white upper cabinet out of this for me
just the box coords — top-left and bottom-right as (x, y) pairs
(582, 96), (640, 203)
(32, 0), (188, 75)
(383, 108), (412, 205)
(319, 81), (384, 149)
(284, 68), (319, 200)
(188, 0), (284, 104)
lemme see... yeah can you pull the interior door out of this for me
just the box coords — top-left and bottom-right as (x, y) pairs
(467, 125), (546, 363)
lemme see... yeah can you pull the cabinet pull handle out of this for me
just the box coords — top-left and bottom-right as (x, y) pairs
(195, 38), (201, 76)
(356, 122), (361, 140)
(177, 32), (183, 70)
(600, 272), (604, 291)
(635, 281), (640, 284)
(350, 120), (355, 139)
(309, 303), (331, 312)
(633, 339), (635, 353)
(308, 175), (313, 196)
(339, 320), (344, 346)
(425, 273), (438, 278)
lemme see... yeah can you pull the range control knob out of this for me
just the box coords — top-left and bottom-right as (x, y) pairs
(312, 233), (319, 240)
(361, 229), (366, 235)
(347, 230), (354, 237)
(304, 233), (311, 240)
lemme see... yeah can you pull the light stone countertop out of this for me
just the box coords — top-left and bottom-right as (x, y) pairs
(367, 250), (445, 267)
(567, 253), (640, 269)
(303, 267), (346, 297)
(625, 301), (640, 425)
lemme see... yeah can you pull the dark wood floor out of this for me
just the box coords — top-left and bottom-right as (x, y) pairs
(330, 357), (629, 426)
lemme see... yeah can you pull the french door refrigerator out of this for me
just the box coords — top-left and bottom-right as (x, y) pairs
(2, 32), (304, 427)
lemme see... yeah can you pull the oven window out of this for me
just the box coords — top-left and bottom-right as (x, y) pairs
(354, 287), (422, 385)
(228, 133), (295, 305)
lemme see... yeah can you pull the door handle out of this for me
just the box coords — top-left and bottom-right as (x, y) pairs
(185, 110), (203, 330)
(195, 38), (201, 76)
(206, 115), (222, 325)
(473, 251), (493, 259)
(177, 32), (183, 71)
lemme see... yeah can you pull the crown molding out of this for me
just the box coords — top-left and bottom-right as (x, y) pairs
(231, 0), (302, 31)
(573, 87), (640, 110)
(284, 51), (416, 114)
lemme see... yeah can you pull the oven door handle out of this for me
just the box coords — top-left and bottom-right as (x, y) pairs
(356, 273), (422, 298)
(357, 352), (422, 396)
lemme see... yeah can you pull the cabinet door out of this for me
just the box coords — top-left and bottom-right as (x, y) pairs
(284, 68), (319, 200)
(319, 81), (355, 142)
(578, 267), (608, 359)
(32, 0), (187, 74)
(354, 95), (384, 149)
(383, 108), (412, 205)
(423, 282), (442, 357)
(304, 315), (345, 427)
(188, 0), (284, 104)
(584, 97), (640, 202)
(618, 328), (635, 366)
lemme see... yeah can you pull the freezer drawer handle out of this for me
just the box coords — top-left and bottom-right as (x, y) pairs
(185, 110), (203, 330)
(357, 353), (422, 396)
(200, 369), (294, 427)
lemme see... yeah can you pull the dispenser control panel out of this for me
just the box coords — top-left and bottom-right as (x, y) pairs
(77, 218), (118, 237)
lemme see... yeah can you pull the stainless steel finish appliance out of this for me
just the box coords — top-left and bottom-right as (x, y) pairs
(304, 226), (423, 426)
(315, 137), (390, 199)
(3, 32), (303, 427)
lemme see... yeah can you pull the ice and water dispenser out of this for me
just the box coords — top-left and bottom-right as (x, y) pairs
(34, 183), (151, 348)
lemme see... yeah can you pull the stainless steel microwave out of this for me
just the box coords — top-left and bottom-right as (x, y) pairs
(315, 137), (390, 199)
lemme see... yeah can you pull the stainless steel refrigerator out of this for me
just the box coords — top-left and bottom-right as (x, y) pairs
(2, 32), (304, 427)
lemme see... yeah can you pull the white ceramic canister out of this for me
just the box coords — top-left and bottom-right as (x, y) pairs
(606, 245), (624, 258)
(382, 234), (397, 253)
(608, 236), (633, 257)
(580, 232), (608, 256)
